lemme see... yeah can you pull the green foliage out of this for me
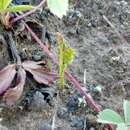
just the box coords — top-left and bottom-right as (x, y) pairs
(97, 100), (130, 130)
(0, 0), (33, 13)
(97, 109), (124, 125)
(56, 32), (75, 89)
(47, 0), (68, 18)
(124, 100), (130, 124)
(0, 0), (68, 17)
(2, 5), (33, 13)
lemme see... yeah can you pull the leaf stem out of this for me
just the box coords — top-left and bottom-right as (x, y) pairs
(11, 0), (46, 23)
(12, 4), (114, 129)
(23, 23), (114, 130)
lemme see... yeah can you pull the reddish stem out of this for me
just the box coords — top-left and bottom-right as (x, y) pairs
(24, 23), (114, 130)
(65, 70), (101, 112)
(11, 0), (46, 23)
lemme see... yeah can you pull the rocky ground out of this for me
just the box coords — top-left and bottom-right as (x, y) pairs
(0, 0), (130, 130)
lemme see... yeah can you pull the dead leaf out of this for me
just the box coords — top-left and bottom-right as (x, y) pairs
(3, 67), (26, 106)
(26, 68), (57, 84)
(0, 64), (16, 94)
(22, 60), (45, 69)
(22, 61), (57, 84)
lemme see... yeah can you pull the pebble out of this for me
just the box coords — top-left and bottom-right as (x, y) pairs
(31, 91), (46, 109)
(63, 10), (83, 25)
(32, 53), (42, 61)
(66, 96), (79, 112)
(69, 116), (84, 130)
(57, 107), (68, 119)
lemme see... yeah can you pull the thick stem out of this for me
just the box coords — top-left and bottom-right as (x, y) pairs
(65, 70), (101, 112)
(23, 23), (114, 130)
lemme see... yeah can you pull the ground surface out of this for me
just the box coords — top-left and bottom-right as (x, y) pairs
(0, 0), (130, 130)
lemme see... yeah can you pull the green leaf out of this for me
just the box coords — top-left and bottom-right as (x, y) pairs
(97, 109), (124, 125)
(116, 124), (128, 130)
(124, 100), (130, 124)
(1, 5), (33, 13)
(63, 48), (75, 66)
(56, 32), (75, 89)
(47, 0), (68, 18)
(0, 0), (3, 9)
(2, 0), (12, 9)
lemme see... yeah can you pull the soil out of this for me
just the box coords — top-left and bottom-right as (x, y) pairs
(0, 0), (130, 130)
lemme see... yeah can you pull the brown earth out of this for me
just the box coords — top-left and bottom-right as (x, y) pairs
(0, 0), (130, 130)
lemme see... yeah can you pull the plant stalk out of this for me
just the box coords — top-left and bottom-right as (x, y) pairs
(23, 23), (114, 130)
(11, 0), (46, 23)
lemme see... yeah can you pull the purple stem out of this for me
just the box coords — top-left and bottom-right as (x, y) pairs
(11, 0), (46, 23)
(23, 22), (114, 130)
(10, 0), (114, 128)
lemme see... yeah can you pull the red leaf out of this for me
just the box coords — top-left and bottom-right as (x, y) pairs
(3, 68), (26, 106)
(22, 61), (57, 84)
(0, 64), (16, 94)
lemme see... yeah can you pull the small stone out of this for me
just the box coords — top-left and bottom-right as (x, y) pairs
(63, 10), (83, 26)
(32, 54), (42, 61)
(29, 91), (48, 111)
(57, 107), (68, 119)
(88, 23), (92, 27)
(32, 51), (43, 61)
(69, 116), (84, 130)
(66, 95), (79, 112)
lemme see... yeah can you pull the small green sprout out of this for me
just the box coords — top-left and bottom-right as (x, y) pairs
(0, 0), (33, 13)
(97, 100), (130, 130)
(56, 32), (75, 90)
